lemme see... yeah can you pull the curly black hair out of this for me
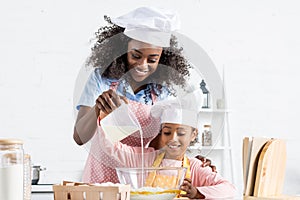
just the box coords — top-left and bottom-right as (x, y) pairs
(86, 16), (192, 96)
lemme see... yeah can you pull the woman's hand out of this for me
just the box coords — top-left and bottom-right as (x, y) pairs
(180, 178), (205, 199)
(195, 155), (217, 172)
(95, 89), (128, 116)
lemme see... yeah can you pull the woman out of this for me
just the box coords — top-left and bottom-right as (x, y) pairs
(73, 7), (194, 183)
(73, 7), (191, 146)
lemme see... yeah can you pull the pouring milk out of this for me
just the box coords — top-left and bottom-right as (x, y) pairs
(101, 103), (145, 180)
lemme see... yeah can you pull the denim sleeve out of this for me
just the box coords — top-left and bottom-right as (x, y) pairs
(76, 69), (108, 110)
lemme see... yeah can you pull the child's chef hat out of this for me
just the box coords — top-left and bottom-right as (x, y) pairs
(151, 90), (202, 129)
(111, 6), (180, 47)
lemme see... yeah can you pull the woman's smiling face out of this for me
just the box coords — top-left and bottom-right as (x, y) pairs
(160, 123), (197, 160)
(127, 39), (163, 83)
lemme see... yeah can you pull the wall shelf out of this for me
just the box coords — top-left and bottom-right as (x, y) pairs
(187, 68), (235, 185)
(199, 108), (231, 113)
(187, 108), (235, 185)
(188, 145), (232, 150)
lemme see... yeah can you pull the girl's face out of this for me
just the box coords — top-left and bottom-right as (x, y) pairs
(160, 123), (197, 160)
(127, 39), (163, 83)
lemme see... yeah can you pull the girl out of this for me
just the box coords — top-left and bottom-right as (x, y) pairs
(94, 103), (236, 199)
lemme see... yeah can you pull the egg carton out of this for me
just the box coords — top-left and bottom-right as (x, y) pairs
(53, 181), (130, 200)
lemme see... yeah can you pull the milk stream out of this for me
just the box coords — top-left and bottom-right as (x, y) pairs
(101, 104), (145, 186)
(140, 127), (144, 187)
(102, 124), (145, 185)
(0, 164), (24, 200)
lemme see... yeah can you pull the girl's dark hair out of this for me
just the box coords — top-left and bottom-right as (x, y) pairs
(86, 16), (192, 96)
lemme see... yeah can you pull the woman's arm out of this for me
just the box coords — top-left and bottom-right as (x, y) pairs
(74, 89), (126, 145)
(73, 69), (104, 145)
(73, 105), (98, 145)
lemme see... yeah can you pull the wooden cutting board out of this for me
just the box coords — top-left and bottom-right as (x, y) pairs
(243, 137), (250, 192)
(253, 139), (286, 197)
(244, 137), (270, 196)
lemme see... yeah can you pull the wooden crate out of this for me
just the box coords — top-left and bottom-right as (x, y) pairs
(53, 181), (130, 200)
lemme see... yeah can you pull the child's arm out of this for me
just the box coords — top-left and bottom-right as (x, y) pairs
(180, 178), (205, 199)
(188, 158), (236, 199)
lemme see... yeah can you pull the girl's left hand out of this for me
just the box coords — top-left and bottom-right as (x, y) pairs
(180, 178), (205, 199)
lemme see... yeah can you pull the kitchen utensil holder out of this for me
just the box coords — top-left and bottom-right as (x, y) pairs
(53, 181), (130, 200)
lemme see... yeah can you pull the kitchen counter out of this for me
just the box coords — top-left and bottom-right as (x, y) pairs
(32, 193), (53, 200)
(31, 194), (241, 200)
(30, 184), (241, 200)
(31, 184), (54, 200)
(31, 195), (240, 200)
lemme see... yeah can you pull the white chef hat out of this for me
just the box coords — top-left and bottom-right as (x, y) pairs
(111, 6), (180, 47)
(151, 90), (202, 129)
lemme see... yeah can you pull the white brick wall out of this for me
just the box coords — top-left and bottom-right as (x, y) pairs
(1, 0), (300, 197)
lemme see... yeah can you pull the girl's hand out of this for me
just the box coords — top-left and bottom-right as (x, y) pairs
(95, 89), (128, 116)
(180, 178), (205, 199)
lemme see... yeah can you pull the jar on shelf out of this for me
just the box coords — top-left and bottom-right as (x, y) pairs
(202, 125), (212, 146)
(0, 139), (24, 200)
(24, 154), (31, 200)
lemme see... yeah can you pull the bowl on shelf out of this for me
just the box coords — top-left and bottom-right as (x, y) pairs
(116, 167), (187, 200)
